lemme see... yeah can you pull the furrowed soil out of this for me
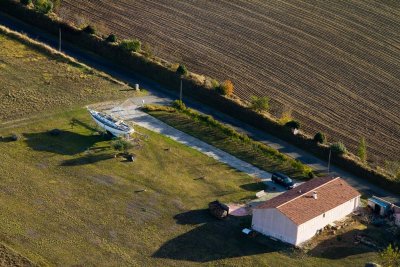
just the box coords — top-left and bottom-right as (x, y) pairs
(59, 0), (400, 167)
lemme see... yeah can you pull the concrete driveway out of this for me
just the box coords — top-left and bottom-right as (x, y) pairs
(91, 98), (291, 194)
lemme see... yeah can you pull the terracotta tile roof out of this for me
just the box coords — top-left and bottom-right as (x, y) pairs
(255, 177), (360, 225)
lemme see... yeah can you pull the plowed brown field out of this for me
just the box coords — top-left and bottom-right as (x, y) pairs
(59, 0), (400, 166)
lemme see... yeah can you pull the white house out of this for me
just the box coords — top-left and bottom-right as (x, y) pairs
(251, 177), (360, 246)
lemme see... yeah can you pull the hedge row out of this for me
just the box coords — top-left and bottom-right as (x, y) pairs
(1, 0), (398, 194)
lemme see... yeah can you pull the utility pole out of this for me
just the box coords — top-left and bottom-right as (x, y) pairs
(179, 78), (183, 102)
(58, 27), (61, 52)
(327, 147), (332, 174)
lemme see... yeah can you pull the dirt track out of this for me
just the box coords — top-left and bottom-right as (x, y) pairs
(59, 0), (400, 166)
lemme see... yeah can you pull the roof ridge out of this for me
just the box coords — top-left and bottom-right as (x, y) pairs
(276, 177), (340, 209)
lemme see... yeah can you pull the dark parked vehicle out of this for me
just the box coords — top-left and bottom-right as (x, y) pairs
(271, 172), (294, 189)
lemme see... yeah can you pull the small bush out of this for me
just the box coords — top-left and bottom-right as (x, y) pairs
(111, 138), (133, 152)
(313, 132), (326, 144)
(120, 39), (141, 52)
(211, 79), (220, 90)
(83, 25), (96, 35)
(330, 142), (347, 155)
(250, 95), (270, 112)
(106, 34), (117, 43)
(20, 0), (32, 5)
(358, 137), (367, 163)
(142, 42), (153, 57)
(285, 120), (301, 130)
(33, 0), (53, 13)
(176, 64), (188, 76)
(172, 100), (186, 110)
(217, 80), (234, 96)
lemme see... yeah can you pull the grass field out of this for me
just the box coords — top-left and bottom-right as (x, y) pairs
(0, 107), (380, 267)
(145, 106), (313, 180)
(0, 30), (134, 123)
(59, 0), (400, 167)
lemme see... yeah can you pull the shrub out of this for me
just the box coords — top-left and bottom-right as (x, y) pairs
(20, 0), (32, 5)
(217, 80), (234, 96)
(172, 100), (186, 110)
(313, 132), (326, 144)
(33, 0), (53, 13)
(105, 34), (117, 43)
(285, 120), (301, 130)
(83, 25), (96, 35)
(176, 64), (188, 76)
(211, 79), (220, 90)
(330, 141), (347, 155)
(120, 39), (141, 52)
(111, 138), (133, 152)
(142, 42), (153, 58)
(380, 244), (400, 267)
(250, 95), (270, 112)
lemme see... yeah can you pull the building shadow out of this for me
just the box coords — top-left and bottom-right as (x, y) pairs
(152, 209), (281, 262)
(24, 130), (109, 155)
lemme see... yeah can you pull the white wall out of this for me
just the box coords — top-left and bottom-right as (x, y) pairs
(295, 196), (360, 245)
(252, 208), (298, 244)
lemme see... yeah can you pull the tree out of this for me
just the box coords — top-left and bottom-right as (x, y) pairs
(380, 244), (400, 267)
(314, 132), (326, 144)
(358, 137), (367, 163)
(176, 64), (188, 76)
(250, 95), (270, 112)
(217, 80), (234, 96)
(106, 34), (117, 43)
(285, 120), (301, 130)
(120, 39), (141, 52)
(83, 25), (96, 35)
(20, 0), (32, 5)
(172, 99), (186, 110)
(330, 142), (347, 155)
(33, 0), (53, 13)
(111, 138), (133, 153)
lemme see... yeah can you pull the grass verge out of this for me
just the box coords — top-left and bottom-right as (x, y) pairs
(144, 103), (314, 180)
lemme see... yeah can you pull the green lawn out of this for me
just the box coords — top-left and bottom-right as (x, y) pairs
(0, 109), (379, 266)
(146, 107), (311, 180)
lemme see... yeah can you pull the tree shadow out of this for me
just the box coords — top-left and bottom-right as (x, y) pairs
(24, 130), (110, 155)
(153, 209), (282, 262)
(240, 182), (266, 192)
(60, 153), (113, 166)
(0, 136), (16, 142)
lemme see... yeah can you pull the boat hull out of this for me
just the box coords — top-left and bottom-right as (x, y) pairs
(89, 111), (134, 137)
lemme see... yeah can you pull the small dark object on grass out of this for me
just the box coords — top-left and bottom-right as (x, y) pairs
(135, 189), (146, 193)
(194, 176), (206, 180)
(48, 128), (61, 136)
(164, 148), (170, 151)
(208, 200), (229, 219)
(10, 133), (20, 141)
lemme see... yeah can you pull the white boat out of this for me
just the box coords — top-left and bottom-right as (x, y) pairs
(88, 109), (134, 137)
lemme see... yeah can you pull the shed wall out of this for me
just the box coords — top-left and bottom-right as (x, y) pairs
(252, 208), (297, 244)
(296, 196), (360, 245)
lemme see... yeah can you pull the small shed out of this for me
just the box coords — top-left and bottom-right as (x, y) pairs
(367, 196), (392, 216)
